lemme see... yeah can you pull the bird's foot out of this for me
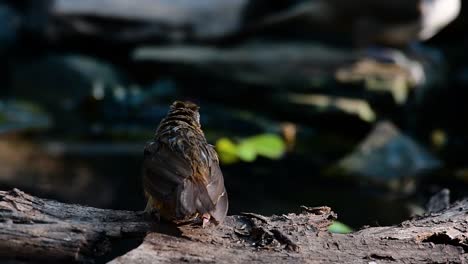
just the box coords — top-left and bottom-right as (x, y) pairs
(202, 213), (211, 228)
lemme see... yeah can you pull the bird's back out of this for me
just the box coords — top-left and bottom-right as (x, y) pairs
(142, 101), (228, 225)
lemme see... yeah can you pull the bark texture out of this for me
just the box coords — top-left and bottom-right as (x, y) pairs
(0, 189), (467, 263)
(0, 189), (152, 263)
(111, 204), (468, 263)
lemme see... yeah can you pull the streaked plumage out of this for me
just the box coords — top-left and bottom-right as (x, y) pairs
(142, 101), (228, 226)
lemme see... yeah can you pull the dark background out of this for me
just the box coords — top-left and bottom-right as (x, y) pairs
(0, 0), (467, 229)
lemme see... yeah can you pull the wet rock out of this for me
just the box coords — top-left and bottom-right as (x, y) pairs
(335, 121), (441, 190)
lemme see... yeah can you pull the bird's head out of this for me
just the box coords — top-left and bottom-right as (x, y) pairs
(169, 101), (201, 126)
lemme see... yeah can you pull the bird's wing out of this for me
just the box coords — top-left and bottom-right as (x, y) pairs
(143, 139), (222, 220)
(177, 144), (221, 219)
(208, 161), (228, 222)
(203, 145), (229, 223)
(177, 143), (229, 222)
(142, 140), (192, 205)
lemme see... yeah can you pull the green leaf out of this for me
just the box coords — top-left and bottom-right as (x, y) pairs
(242, 134), (285, 159)
(215, 134), (286, 164)
(237, 141), (257, 162)
(216, 138), (239, 164)
(328, 221), (353, 234)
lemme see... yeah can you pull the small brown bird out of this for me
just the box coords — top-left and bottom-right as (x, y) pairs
(142, 101), (228, 227)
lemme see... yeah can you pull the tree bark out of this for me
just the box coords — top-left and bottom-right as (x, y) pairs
(0, 188), (467, 263)
(0, 189), (152, 263)
(111, 204), (468, 264)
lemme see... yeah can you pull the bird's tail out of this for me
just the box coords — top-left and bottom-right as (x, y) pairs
(177, 180), (215, 219)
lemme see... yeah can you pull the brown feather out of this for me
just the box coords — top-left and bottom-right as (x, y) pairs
(142, 101), (228, 225)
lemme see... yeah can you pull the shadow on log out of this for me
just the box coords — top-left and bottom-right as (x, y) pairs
(0, 189), (467, 263)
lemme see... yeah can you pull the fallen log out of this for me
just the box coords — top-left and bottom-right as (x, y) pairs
(0, 189), (152, 263)
(111, 204), (468, 263)
(0, 189), (467, 263)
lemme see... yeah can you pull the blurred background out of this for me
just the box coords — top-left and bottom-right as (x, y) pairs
(0, 0), (467, 230)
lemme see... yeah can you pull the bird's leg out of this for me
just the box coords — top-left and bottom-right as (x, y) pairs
(202, 213), (211, 228)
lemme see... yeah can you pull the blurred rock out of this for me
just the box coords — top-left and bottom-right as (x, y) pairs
(134, 43), (351, 90)
(336, 48), (434, 104)
(335, 121), (441, 191)
(426, 188), (450, 213)
(10, 54), (126, 131)
(50, 0), (248, 42)
(251, 0), (461, 46)
(337, 59), (412, 105)
(418, 0), (461, 40)
(134, 43), (443, 106)
(281, 93), (376, 123)
(0, 100), (51, 134)
(11, 54), (124, 105)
